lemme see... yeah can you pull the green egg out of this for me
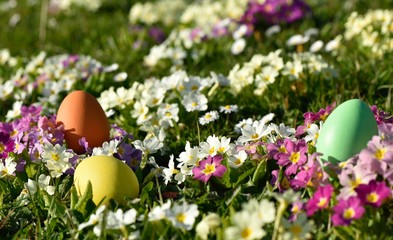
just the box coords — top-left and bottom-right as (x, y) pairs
(316, 99), (378, 163)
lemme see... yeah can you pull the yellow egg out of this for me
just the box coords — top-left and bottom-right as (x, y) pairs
(74, 155), (139, 205)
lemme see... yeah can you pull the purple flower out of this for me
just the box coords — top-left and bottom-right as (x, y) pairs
(0, 132), (14, 158)
(62, 55), (79, 68)
(306, 184), (334, 216)
(355, 180), (391, 207)
(240, 0), (310, 26)
(276, 139), (308, 175)
(332, 196), (365, 226)
(192, 155), (227, 183)
(21, 105), (42, 120)
(149, 27), (166, 44)
(270, 169), (291, 192)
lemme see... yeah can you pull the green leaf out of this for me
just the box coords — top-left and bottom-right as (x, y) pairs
(70, 186), (79, 209)
(24, 162), (39, 179)
(252, 160), (267, 185)
(73, 181), (96, 217)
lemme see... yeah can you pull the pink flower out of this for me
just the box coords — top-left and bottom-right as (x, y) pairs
(277, 139), (308, 175)
(355, 180), (391, 207)
(306, 184), (334, 216)
(358, 136), (393, 174)
(192, 155), (227, 183)
(332, 196), (365, 226)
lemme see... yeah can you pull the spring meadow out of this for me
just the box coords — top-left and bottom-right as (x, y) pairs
(1, 0), (393, 239)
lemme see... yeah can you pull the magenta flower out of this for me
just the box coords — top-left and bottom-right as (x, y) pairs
(276, 139), (308, 175)
(355, 180), (391, 207)
(0, 132), (15, 158)
(306, 184), (334, 216)
(192, 155), (227, 183)
(370, 105), (393, 125)
(332, 196), (365, 226)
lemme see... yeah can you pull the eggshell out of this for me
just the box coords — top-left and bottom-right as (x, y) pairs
(56, 90), (110, 154)
(316, 99), (378, 163)
(74, 155), (139, 205)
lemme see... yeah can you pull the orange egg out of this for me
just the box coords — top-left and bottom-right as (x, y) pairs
(56, 90), (110, 154)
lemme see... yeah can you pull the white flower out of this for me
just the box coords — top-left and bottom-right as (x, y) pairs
(219, 104), (238, 114)
(133, 136), (163, 155)
(92, 139), (120, 156)
(237, 120), (273, 143)
(304, 123), (321, 145)
(199, 110), (219, 125)
(281, 213), (313, 240)
(282, 60), (303, 79)
(148, 201), (172, 221)
(114, 72), (127, 82)
(167, 202), (199, 230)
(231, 38), (246, 55)
(162, 155), (179, 185)
(5, 101), (22, 121)
(256, 65), (279, 85)
(0, 156), (17, 178)
(178, 141), (199, 166)
(325, 35), (342, 52)
(106, 208), (137, 229)
(228, 150), (247, 168)
(182, 92), (208, 112)
(196, 213), (221, 240)
(233, 25), (248, 39)
(225, 211), (266, 240)
(198, 135), (221, 159)
(286, 34), (309, 46)
(265, 25), (281, 37)
(234, 118), (253, 134)
(157, 103), (179, 128)
(242, 199), (276, 224)
(78, 205), (106, 236)
(270, 123), (296, 140)
(304, 28), (319, 37)
(41, 143), (74, 178)
(310, 40), (324, 52)
(25, 174), (55, 196)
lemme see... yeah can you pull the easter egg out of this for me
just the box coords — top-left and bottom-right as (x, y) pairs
(74, 155), (139, 205)
(56, 90), (110, 154)
(316, 99), (378, 163)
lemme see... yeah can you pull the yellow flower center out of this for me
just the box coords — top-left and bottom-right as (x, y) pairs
(218, 147), (226, 153)
(343, 208), (355, 219)
(209, 147), (215, 155)
(176, 213), (186, 223)
(205, 114), (212, 119)
(235, 158), (242, 165)
(366, 192), (379, 203)
(241, 227), (252, 239)
(290, 224), (302, 236)
(202, 164), (216, 175)
(374, 148), (387, 160)
(289, 152), (300, 164)
(278, 145), (287, 153)
(292, 205), (300, 214)
(191, 102), (198, 107)
(52, 153), (60, 161)
(350, 178), (362, 190)
(317, 197), (327, 207)
(0, 143), (4, 152)
(251, 133), (259, 139)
